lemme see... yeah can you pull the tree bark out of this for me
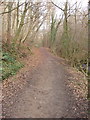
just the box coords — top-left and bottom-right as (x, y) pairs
(7, 2), (12, 45)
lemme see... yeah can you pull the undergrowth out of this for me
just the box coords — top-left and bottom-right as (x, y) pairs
(2, 51), (24, 80)
(1, 43), (34, 80)
(50, 48), (88, 76)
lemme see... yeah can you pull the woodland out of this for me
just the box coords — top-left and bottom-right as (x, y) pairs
(0, 0), (89, 118)
(0, 0), (88, 80)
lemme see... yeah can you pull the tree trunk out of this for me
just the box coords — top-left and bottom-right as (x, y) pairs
(12, 2), (28, 46)
(64, 1), (68, 34)
(7, 2), (12, 45)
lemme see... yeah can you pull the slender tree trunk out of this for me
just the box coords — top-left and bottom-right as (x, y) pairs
(12, 2), (28, 46)
(17, 0), (19, 28)
(7, 2), (12, 45)
(64, 1), (68, 34)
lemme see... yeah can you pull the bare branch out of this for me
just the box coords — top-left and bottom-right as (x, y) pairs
(51, 1), (64, 11)
(0, 2), (25, 15)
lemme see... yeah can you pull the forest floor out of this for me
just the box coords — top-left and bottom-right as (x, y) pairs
(2, 47), (88, 118)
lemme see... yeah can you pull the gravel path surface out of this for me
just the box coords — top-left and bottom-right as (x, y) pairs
(2, 47), (88, 118)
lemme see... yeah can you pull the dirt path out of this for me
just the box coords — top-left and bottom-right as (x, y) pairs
(2, 48), (87, 118)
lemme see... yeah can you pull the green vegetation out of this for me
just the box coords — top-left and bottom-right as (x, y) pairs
(43, 1), (88, 76)
(2, 51), (24, 80)
(0, 0), (88, 79)
(1, 1), (45, 80)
